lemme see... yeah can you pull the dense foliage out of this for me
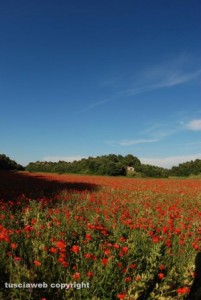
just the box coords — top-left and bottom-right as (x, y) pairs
(138, 164), (169, 178)
(25, 154), (169, 177)
(2, 153), (201, 178)
(0, 154), (24, 171)
(26, 154), (141, 176)
(26, 155), (201, 178)
(170, 159), (201, 177)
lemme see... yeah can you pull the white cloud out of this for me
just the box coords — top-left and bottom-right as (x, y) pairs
(104, 138), (158, 146)
(140, 153), (201, 169)
(186, 119), (201, 131)
(43, 155), (86, 162)
(158, 69), (201, 87)
(120, 69), (201, 97)
(79, 55), (201, 113)
(76, 97), (113, 114)
(141, 120), (184, 140)
(119, 138), (158, 146)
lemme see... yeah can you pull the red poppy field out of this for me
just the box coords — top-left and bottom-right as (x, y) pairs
(0, 171), (201, 300)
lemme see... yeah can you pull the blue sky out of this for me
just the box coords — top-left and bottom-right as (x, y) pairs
(0, 0), (201, 168)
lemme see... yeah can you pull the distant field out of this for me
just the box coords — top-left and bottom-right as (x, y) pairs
(0, 171), (201, 299)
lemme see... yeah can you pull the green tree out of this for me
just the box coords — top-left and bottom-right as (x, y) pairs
(0, 154), (24, 171)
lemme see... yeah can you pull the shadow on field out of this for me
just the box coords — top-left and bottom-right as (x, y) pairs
(187, 252), (201, 300)
(0, 170), (100, 202)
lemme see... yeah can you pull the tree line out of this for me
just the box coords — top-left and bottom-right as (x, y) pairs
(170, 159), (201, 177)
(0, 154), (24, 171)
(1, 153), (201, 178)
(26, 154), (141, 176)
(25, 154), (201, 178)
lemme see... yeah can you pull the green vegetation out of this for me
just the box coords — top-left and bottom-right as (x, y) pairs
(138, 164), (169, 178)
(0, 154), (24, 171)
(170, 159), (201, 177)
(25, 154), (171, 178)
(26, 154), (140, 176)
(1, 153), (201, 178)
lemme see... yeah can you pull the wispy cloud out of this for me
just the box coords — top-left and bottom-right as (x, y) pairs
(117, 69), (201, 97)
(76, 97), (113, 114)
(119, 138), (158, 146)
(130, 116), (201, 145)
(157, 69), (201, 87)
(104, 114), (200, 148)
(140, 153), (201, 169)
(104, 138), (158, 146)
(43, 155), (86, 162)
(80, 55), (201, 113)
(186, 119), (201, 131)
(141, 119), (185, 140)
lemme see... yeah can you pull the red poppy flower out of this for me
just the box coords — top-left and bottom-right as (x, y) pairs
(73, 272), (80, 280)
(130, 263), (136, 269)
(117, 293), (126, 299)
(158, 273), (165, 279)
(10, 243), (18, 249)
(125, 276), (131, 282)
(86, 271), (94, 278)
(101, 258), (109, 265)
(34, 260), (41, 266)
(50, 247), (57, 253)
(61, 261), (68, 267)
(71, 245), (80, 254)
(56, 240), (66, 250)
(159, 264), (165, 270)
(177, 287), (190, 294)
(14, 256), (21, 262)
(85, 234), (92, 240)
(122, 246), (128, 254)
